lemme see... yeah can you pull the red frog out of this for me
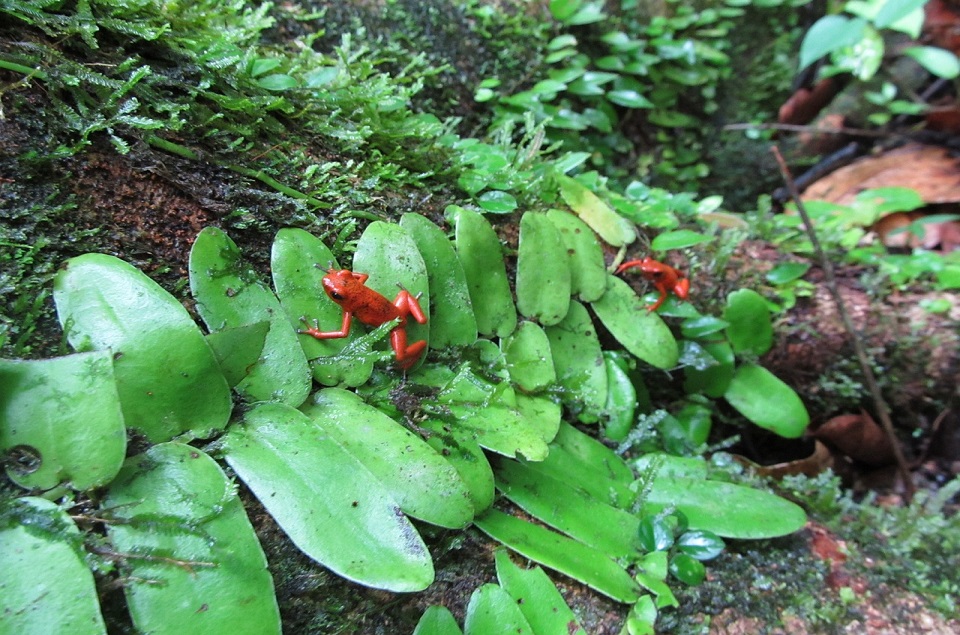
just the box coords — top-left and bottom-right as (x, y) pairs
(299, 268), (428, 369)
(616, 257), (690, 312)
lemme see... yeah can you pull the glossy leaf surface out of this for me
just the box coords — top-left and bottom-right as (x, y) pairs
(452, 206), (517, 337)
(105, 443), (281, 635)
(222, 403), (433, 591)
(400, 212), (478, 348)
(0, 352), (125, 490)
(418, 418), (495, 514)
(494, 550), (586, 635)
(724, 363), (809, 438)
(557, 175), (636, 246)
(413, 606), (463, 635)
(592, 275), (678, 369)
(189, 227), (311, 405)
(463, 584), (533, 635)
(53, 253), (231, 442)
(302, 388), (474, 528)
(204, 322), (270, 388)
(545, 300), (607, 422)
(643, 476), (807, 538)
(474, 509), (642, 603)
(722, 289), (773, 356)
(0, 497), (106, 635)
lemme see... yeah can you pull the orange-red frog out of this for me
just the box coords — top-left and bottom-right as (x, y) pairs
(616, 257), (690, 312)
(299, 268), (428, 369)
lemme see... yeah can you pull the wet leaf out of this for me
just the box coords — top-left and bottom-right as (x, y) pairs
(0, 352), (125, 491)
(724, 363), (809, 438)
(53, 253), (231, 442)
(222, 403), (433, 591)
(502, 321), (557, 392)
(190, 227), (311, 405)
(204, 322), (269, 387)
(683, 341), (734, 398)
(0, 498), (107, 635)
(105, 443), (281, 635)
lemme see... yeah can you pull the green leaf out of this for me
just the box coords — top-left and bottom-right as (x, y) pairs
(256, 73), (297, 91)
(557, 175), (636, 247)
(477, 190), (518, 214)
(606, 89), (654, 108)
(301, 388), (474, 528)
(401, 213), (479, 348)
(418, 418), (495, 514)
(189, 227), (311, 405)
(902, 46), (960, 79)
(451, 206), (517, 337)
(723, 289), (773, 355)
(680, 316), (729, 339)
(602, 351), (637, 442)
(204, 322), (270, 387)
(463, 584), (533, 635)
(724, 363), (809, 438)
(798, 15), (865, 70)
(545, 209), (608, 302)
(637, 515), (674, 552)
(414, 606), (463, 635)
(0, 352), (125, 491)
(683, 341), (734, 397)
(669, 553), (706, 585)
(831, 23), (884, 80)
(545, 301), (607, 422)
(494, 550), (586, 635)
(516, 212), (572, 325)
(353, 221), (431, 370)
(53, 254), (231, 442)
(553, 420), (635, 485)
(677, 529), (725, 561)
(222, 403), (433, 591)
(643, 477), (807, 538)
(502, 321), (557, 392)
(105, 443), (281, 635)
(496, 460), (642, 559)
(765, 262), (811, 285)
(474, 509), (641, 603)
(516, 393), (563, 444)
(873, 0), (928, 29)
(650, 230), (714, 250)
(0, 498), (106, 635)
(591, 275), (679, 369)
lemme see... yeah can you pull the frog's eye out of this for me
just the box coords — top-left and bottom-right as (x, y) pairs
(329, 290), (344, 300)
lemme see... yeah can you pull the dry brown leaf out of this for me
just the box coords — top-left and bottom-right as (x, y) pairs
(802, 143), (960, 206)
(810, 410), (897, 466)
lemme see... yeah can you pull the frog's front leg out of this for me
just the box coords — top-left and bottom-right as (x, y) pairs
(299, 310), (353, 340)
(389, 288), (428, 369)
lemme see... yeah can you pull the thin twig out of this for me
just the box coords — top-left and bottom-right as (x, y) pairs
(771, 145), (915, 501)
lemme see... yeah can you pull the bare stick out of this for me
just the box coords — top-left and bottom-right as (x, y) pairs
(771, 145), (915, 500)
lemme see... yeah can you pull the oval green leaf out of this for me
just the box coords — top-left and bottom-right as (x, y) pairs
(189, 227), (311, 405)
(516, 212), (571, 325)
(451, 206), (517, 338)
(544, 301), (607, 422)
(53, 253), (231, 442)
(222, 403), (433, 591)
(477, 190), (518, 214)
(104, 443), (281, 635)
(494, 550), (586, 635)
(545, 208), (608, 301)
(723, 288), (773, 356)
(474, 509), (641, 603)
(502, 321), (557, 392)
(418, 417), (495, 514)
(557, 175), (635, 247)
(643, 476), (807, 538)
(0, 352), (125, 490)
(464, 584), (533, 635)
(591, 274), (679, 369)
(414, 606), (463, 635)
(650, 229), (714, 250)
(683, 340), (734, 397)
(301, 388), (474, 528)
(0, 497), (107, 635)
(400, 213), (478, 348)
(723, 363), (809, 438)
